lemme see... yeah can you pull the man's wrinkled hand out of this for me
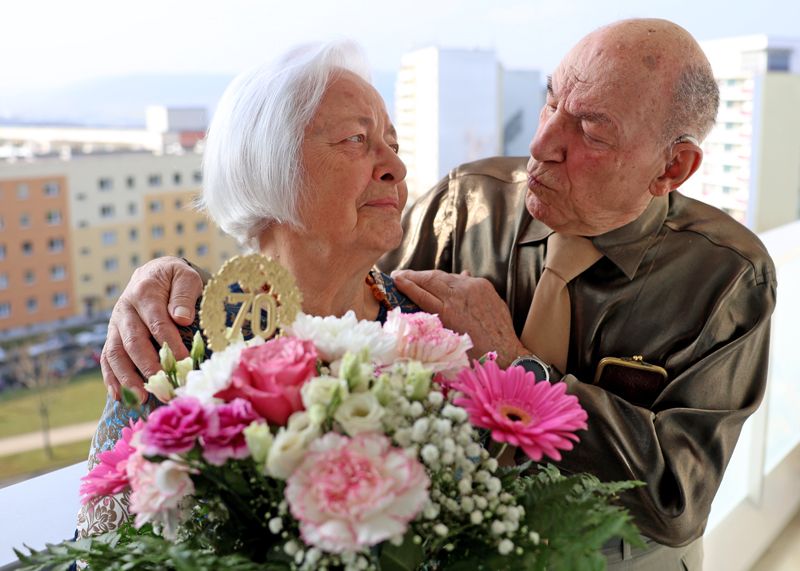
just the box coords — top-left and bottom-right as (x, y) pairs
(392, 269), (527, 366)
(101, 256), (203, 402)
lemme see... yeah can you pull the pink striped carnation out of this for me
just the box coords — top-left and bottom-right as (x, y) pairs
(286, 432), (429, 553)
(453, 360), (588, 462)
(201, 398), (261, 465)
(79, 418), (145, 504)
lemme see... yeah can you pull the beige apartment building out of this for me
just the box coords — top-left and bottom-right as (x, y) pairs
(0, 151), (240, 332)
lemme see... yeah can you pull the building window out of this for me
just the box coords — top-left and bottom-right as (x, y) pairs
(151, 225), (165, 239)
(152, 250), (165, 259)
(50, 265), (66, 281)
(175, 198), (183, 209)
(0, 216), (4, 230)
(44, 182), (60, 196)
(149, 200), (162, 213)
(0, 302), (10, 319)
(98, 177), (113, 191)
(102, 230), (117, 245)
(22, 241), (33, 256)
(53, 292), (68, 308)
(78, 220), (89, 228)
(173, 172), (182, 185)
(82, 274), (92, 283)
(129, 228), (138, 241)
(0, 273), (7, 289)
(105, 284), (119, 298)
(76, 193), (86, 201)
(20, 213), (30, 228)
(48, 238), (65, 253)
(26, 298), (38, 313)
(126, 176), (135, 189)
(148, 174), (162, 187)
(193, 171), (202, 183)
(131, 254), (140, 267)
(100, 204), (115, 218)
(175, 222), (184, 235)
(724, 143), (734, 152)
(80, 246), (90, 256)
(24, 270), (35, 284)
(128, 202), (137, 215)
(46, 210), (62, 225)
(197, 244), (208, 257)
(17, 184), (29, 199)
(0, 244), (5, 260)
(196, 220), (208, 232)
(104, 257), (119, 271)
(176, 247), (185, 257)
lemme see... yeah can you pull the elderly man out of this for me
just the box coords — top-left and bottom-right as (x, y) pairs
(101, 19), (775, 570)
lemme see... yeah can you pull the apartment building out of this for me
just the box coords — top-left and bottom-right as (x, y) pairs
(681, 35), (800, 231)
(0, 151), (240, 332)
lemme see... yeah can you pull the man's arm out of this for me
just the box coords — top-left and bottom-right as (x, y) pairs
(102, 257), (205, 401)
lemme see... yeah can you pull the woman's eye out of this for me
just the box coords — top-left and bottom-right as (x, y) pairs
(389, 143), (400, 153)
(346, 134), (365, 143)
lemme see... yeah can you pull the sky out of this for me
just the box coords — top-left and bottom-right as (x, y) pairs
(3, 0), (800, 97)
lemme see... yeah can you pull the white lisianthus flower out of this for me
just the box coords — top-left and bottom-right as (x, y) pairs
(243, 421), (273, 465)
(334, 392), (384, 436)
(174, 357), (194, 386)
(175, 341), (246, 403)
(144, 370), (174, 402)
(267, 414), (320, 480)
(288, 311), (397, 366)
(301, 375), (348, 410)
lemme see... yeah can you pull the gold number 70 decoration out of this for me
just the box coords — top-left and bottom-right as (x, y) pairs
(199, 254), (303, 352)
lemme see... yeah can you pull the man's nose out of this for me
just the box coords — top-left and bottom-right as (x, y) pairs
(530, 110), (567, 163)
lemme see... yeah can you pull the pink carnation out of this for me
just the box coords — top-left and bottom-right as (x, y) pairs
(383, 309), (472, 379)
(201, 398), (260, 465)
(215, 337), (318, 426)
(79, 419), (144, 504)
(453, 360), (588, 462)
(128, 456), (194, 538)
(286, 432), (429, 553)
(140, 397), (208, 456)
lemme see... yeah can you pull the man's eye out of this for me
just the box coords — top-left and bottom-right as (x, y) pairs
(346, 134), (365, 143)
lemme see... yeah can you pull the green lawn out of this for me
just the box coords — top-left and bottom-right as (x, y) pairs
(0, 438), (92, 488)
(0, 369), (107, 439)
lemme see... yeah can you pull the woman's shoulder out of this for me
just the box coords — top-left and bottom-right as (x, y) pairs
(370, 270), (420, 318)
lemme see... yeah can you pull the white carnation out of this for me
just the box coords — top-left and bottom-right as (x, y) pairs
(175, 341), (245, 403)
(287, 311), (397, 365)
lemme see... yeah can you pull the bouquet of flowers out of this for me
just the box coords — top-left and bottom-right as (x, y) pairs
(17, 309), (642, 571)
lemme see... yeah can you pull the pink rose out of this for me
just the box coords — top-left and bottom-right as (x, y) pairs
(140, 397), (208, 456)
(215, 337), (318, 426)
(201, 399), (261, 465)
(383, 309), (473, 379)
(286, 432), (430, 553)
(80, 419), (145, 504)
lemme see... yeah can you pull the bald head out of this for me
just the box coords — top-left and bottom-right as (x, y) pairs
(573, 18), (719, 144)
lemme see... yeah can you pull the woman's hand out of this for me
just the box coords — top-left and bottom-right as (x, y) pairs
(102, 257), (203, 402)
(392, 269), (527, 367)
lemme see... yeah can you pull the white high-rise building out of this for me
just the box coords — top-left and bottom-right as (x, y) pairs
(395, 47), (542, 200)
(682, 35), (800, 232)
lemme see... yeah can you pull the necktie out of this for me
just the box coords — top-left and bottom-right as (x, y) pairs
(520, 233), (603, 373)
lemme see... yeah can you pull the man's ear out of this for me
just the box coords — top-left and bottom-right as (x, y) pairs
(650, 143), (703, 197)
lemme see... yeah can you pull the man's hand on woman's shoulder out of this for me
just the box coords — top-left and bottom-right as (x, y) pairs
(102, 256), (204, 402)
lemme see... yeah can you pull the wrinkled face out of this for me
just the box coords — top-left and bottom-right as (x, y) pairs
(299, 71), (407, 259)
(526, 36), (672, 236)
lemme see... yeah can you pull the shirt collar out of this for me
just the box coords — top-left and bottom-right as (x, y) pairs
(592, 195), (669, 280)
(517, 194), (669, 281)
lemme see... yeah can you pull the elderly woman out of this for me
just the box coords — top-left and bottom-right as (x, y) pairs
(77, 40), (418, 536)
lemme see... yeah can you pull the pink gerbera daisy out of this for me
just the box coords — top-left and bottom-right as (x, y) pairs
(453, 361), (588, 462)
(80, 418), (145, 504)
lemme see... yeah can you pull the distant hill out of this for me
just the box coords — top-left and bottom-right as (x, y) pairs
(0, 70), (398, 127)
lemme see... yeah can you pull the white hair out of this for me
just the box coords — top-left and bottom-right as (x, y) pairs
(200, 40), (372, 250)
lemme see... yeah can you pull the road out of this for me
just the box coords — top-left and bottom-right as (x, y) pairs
(0, 421), (97, 456)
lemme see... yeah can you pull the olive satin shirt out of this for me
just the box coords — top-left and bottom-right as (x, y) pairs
(378, 156), (777, 547)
